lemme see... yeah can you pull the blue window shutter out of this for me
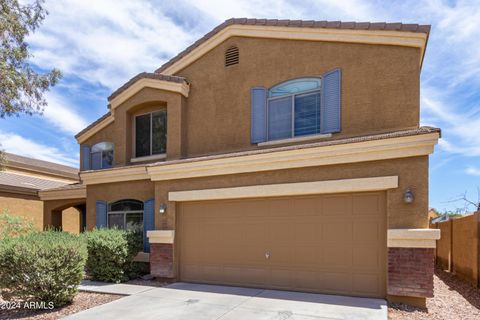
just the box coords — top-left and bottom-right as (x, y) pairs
(251, 87), (267, 143)
(95, 200), (107, 229)
(321, 68), (341, 134)
(143, 198), (155, 253)
(82, 145), (91, 170)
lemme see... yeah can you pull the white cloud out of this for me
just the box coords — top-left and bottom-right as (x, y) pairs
(42, 92), (89, 135)
(0, 131), (78, 167)
(466, 166), (480, 176)
(27, 0), (194, 90)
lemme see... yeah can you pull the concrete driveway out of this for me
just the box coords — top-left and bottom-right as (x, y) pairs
(63, 282), (387, 320)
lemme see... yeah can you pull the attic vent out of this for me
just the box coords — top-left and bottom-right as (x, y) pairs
(225, 46), (239, 67)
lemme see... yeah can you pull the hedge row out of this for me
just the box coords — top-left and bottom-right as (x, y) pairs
(0, 213), (146, 307)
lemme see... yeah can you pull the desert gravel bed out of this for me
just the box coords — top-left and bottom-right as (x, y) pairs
(0, 292), (122, 320)
(389, 268), (480, 320)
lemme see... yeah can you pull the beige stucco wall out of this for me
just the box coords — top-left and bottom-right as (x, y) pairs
(80, 89), (186, 169)
(0, 193), (43, 230)
(84, 155), (428, 231)
(81, 37), (421, 168)
(434, 220), (452, 270)
(62, 207), (81, 234)
(175, 37), (420, 157)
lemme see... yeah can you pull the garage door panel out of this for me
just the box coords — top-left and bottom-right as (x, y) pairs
(179, 192), (386, 298)
(352, 193), (382, 216)
(352, 273), (382, 296)
(292, 196), (323, 216)
(322, 195), (352, 216)
(322, 221), (353, 242)
(322, 245), (353, 268)
(353, 221), (383, 243)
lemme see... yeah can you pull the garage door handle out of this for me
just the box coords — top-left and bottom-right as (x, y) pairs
(265, 251), (270, 259)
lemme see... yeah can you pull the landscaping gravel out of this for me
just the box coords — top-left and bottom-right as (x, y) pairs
(389, 268), (480, 320)
(0, 292), (122, 320)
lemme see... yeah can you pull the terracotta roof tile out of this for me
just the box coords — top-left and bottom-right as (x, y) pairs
(155, 18), (431, 73)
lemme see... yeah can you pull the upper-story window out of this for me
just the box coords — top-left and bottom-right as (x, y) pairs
(250, 69), (341, 145)
(91, 142), (114, 169)
(268, 78), (321, 140)
(135, 110), (167, 158)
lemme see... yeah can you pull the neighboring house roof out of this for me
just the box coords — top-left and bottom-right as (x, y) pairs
(4, 152), (78, 180)
(155, 18), (431, 74)
(431, 214), (449, 224)
(0, 171), (70, 196)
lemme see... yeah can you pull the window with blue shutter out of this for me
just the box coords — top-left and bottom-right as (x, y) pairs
(250, 87), (267, 143)
(250, 70), (341, 143)
(143, 198), (155, 253)
(95, 200), (107, 229)
(82, 145), (91, 170)
(321, 68), (341, 134)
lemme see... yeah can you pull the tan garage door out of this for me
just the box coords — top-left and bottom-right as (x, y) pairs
(178, 192), (386, 298)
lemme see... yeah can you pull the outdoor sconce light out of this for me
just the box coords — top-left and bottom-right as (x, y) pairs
(404, 188), (414, 204)
(159, 203), (167, 214)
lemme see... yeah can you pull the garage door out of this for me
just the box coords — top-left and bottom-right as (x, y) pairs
(178, 192), (386, 298)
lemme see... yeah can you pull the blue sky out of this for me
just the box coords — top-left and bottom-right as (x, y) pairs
(1, 0), (479, 212)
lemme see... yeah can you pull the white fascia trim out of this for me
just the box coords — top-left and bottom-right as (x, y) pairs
(80, 166), (149, 185)
(109, 78), (190, 111)
(168, 176), (398, 202)
(38, 186), (86, 201)
(76, 115), (115, 144)
(162, 24), (428, 75)
(148, 132), (439, 181)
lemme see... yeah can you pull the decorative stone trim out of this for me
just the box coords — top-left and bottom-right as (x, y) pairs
(388, 229), (441, 248)
(147, 230), (175, 244)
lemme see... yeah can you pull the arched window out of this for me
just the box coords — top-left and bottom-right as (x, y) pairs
(91, 142), (114, 169)
(267, 78), (321, 140)
(107, 199), (143, 232)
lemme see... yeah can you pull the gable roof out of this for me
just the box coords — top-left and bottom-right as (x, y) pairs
(107, 72), (188, 102)
(155, 18), (431, 74)
(4, 152), (78, 180)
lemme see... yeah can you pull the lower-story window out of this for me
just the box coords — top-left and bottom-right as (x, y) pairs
(107, 199), (143, 232)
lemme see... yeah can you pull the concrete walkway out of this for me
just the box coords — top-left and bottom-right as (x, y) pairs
(66, 282), (387, 320)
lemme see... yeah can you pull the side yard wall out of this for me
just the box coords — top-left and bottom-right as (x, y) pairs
(431, 212), (480, 287)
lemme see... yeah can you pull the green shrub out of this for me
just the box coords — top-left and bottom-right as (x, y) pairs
(83, 228), (143, 283)
(0, 210), (34, 240)
(0, 231), (87, 307)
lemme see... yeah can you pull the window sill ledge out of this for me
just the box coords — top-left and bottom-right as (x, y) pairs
(257, 133), (333, 147)
(130, 154), (166, 163)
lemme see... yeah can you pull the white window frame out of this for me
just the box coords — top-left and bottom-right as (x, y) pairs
(133, 110), (167, 160)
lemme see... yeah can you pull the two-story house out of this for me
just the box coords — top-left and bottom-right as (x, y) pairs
(41, 19), (441, 307)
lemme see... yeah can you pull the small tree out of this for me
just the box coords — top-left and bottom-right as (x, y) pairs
(0, 0), (62, 167)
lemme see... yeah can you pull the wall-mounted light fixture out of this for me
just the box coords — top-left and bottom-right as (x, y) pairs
(403, 188), (414, 204)
(159, 203), (167, 214)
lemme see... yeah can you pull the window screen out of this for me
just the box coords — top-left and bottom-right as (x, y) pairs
(294, 92), (321, 136)
(268, 96), (293, 140)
